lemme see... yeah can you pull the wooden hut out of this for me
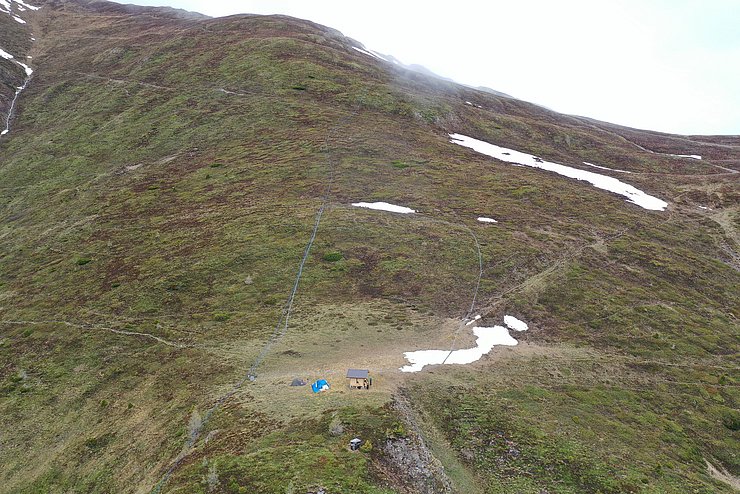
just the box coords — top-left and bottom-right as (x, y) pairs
(346, 369), (371, 389)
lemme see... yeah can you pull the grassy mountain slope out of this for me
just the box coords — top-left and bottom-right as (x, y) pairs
(0, 1), (738, 493)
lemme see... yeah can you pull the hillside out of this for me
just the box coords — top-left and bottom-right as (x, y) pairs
(0, 1), (738, 493)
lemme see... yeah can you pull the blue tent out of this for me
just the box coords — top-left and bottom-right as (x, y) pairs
(311, 379), (329, 393)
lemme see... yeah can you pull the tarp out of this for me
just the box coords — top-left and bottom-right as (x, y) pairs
(311, 379), (329, 393)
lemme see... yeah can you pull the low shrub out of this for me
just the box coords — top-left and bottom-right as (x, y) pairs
(322, 252), (343, 262)
(213, 312), (231, 322)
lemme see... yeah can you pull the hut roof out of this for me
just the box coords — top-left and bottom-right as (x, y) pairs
(346, 369), (369, 379)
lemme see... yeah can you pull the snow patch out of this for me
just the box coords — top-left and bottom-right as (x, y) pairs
(367, 49), (389, 62)
(400, 316), (529, 373)
(477, 217), (498, 223)
(400, 324), (522, 373)
(449, 133), (668, 211)
(0, 48), (33, 75)
(1, 43), (33, 138)
(2, 78), (30, 136)
(351, 46), (388, 62)
(583, 161), (632, 174)
(352, 202), (416, 214)
(0, 0), (39, 23)
(14, 0), (39, 10)
(16, 60), (32, 75)
(465, 314), (482, 326)
(504, 315), (528, 332)
(0, 47), (32, 74)
(670, 154), (702, 160)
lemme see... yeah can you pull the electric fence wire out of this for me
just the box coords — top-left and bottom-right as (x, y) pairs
(151, 96), (365, 493)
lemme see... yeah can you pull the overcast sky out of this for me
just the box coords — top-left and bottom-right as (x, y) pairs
(115, 0), (740, 135)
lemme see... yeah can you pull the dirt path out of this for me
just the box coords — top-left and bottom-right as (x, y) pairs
(705, 459), (740, 491)
(480, 229), (627, 315)
(571, 117), (739, 175)
(0, 319), (189, 348)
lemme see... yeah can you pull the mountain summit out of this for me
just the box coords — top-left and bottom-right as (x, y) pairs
(1, 1), (738, 493)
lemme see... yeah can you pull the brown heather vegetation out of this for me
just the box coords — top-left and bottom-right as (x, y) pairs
(0, 1), (738, 493)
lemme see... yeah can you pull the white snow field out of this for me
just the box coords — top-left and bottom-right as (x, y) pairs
(0, 0), (38, 17)
(449, 133), (668, 211)
(400, 315), (528, 372)
(352, 202), (416, 214)
(504, 315), (528, 332)
(583, 161), (632, 173)
(0, 46), (32, 75)
(477, 217), (498, 223)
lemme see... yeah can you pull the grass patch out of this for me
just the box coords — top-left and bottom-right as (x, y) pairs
(212, 312), (231, 322)
(322, 251), (343, 262)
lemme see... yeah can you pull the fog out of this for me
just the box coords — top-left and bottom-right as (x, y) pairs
(114, 0), (740, 135)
